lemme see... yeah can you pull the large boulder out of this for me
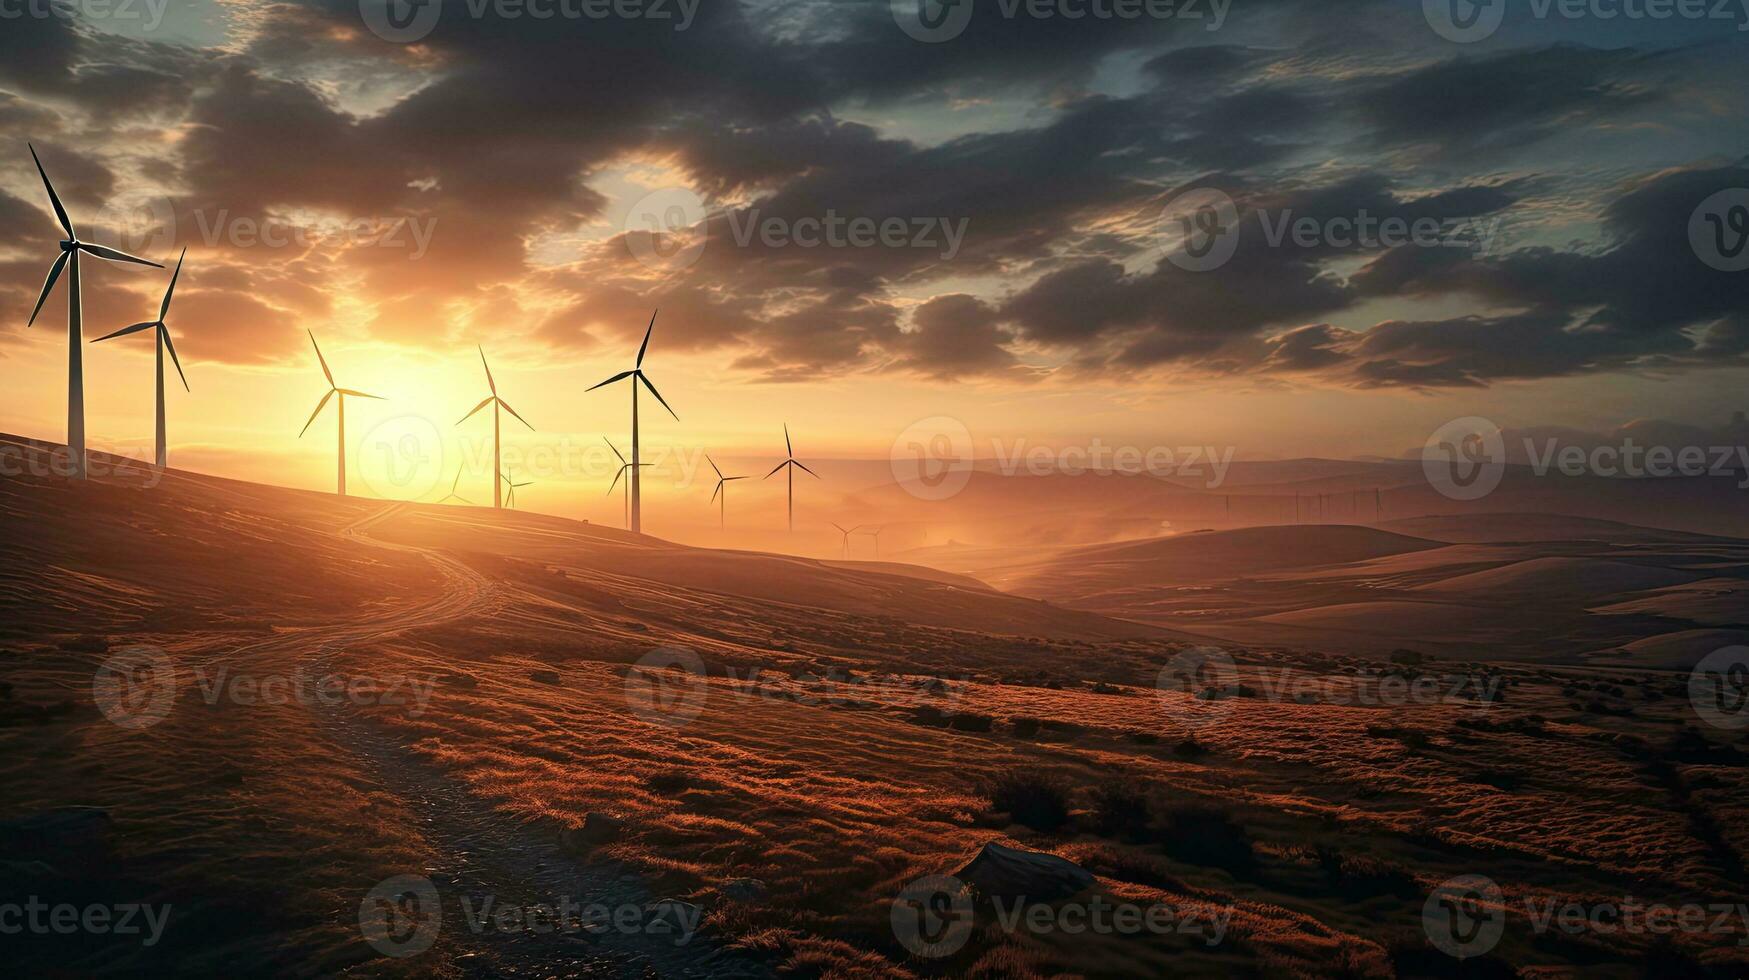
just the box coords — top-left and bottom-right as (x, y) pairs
(953, 842), (1095, 903)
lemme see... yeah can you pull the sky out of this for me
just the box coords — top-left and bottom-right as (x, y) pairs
(2, 0), (1748, 527)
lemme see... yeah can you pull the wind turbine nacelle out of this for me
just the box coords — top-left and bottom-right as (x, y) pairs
(60, 240), (78, 252)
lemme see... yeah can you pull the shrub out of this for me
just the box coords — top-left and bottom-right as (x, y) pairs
(1160, 804), (1254, 874)
(1089, 781), (1152, 839)
(981, 769), (1072, 832)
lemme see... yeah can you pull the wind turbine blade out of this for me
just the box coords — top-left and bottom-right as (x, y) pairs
(497, 398), (534, 431)
(603, 438), (626, 465)
(452, 469), (463, 493)
(636, 309), (657, 367)
(299, 389), (335, 437)
(638, 372), (678, 420)
(93, 321), (157, 343)
(609, 467), (625, 496)
(785, 424), (793, 458)
(80, 242), (163, 268)
(707, 454), (722, 481)
(28, 143), (73, 238)
(338, 389), (384, 400)
(831, 522), (846, 534)
(725, 476), (749, 482)
(764, 460), (789, 479)
(794, 460), (821, 479)
(159, 248), (186, 321)
(479, 346), (496, 395)
(160, 325), (189, 392)
(308, 331), (334, 387)
(27, 251), (70, 328)
(711, 481), (722, 504)
(588, 370), (635, 392)
(458, 396), (493, 425)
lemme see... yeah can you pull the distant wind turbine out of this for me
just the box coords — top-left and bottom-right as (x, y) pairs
(588, 311), (676, 534)
(299, 331), (383, 496)
(458, 347), (533, 510)
(858, 525), (887, 558)
(26, 143), (163, 479)
(829, 522), (863, 558)
(605, 438), (650, 529)
(764, 424), (818, 532)
(93, 248), (189, 470)
(707, 454), (747, 529)
(501, 468), (533, 509)
(438, 467), (472, 505)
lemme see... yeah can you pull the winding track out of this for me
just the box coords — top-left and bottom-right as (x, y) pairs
(263, 504), (765, 978)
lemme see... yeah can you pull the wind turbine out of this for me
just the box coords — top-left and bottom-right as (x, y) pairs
(299, 331), (383, 496)
(605, 438), (650, 529)
(587, 310), (676, 534)
(858, 525), (887, 558)
(764, 424), (818, 532)
(93, 248), (189, 470)
(501, 468), (533, 509)
(829, 522), (863, 558)
(707, 455), (748, 529)
(458, 347), (533, 510)
(26, 143), (163, 479)
(438, 467), (472, 505)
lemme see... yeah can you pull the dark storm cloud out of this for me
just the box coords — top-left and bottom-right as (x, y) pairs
(892, 294), (1020, 380)
(1357, 45), (1656, 159)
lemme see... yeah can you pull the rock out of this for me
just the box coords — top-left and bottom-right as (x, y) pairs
(718, 878), (768, 904)
(530, 670), (562, 686)
(560, 811), (625, 852)
(953, 842), (1095, 903)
